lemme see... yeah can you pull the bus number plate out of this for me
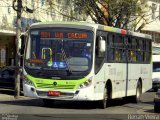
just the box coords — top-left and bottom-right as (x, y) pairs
(48, 91), (60, 96)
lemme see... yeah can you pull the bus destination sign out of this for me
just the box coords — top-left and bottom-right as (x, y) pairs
(40, 32), (88, 39)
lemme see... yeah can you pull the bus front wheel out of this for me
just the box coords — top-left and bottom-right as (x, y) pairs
(99, 88), (108, 109)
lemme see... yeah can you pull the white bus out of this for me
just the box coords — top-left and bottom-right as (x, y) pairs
(22, 22), (152, 108)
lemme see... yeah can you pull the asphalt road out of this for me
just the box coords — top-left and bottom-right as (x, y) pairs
(0, 89), (159, 120)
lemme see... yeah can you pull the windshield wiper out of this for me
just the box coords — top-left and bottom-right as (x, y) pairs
(61, 48), (72, 75)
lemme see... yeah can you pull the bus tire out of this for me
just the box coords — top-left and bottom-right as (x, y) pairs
(99, 88), (108, 109)
(42, 99), (55, 107)
(133, 82), (142, 103)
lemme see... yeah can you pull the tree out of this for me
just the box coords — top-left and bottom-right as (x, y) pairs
(46, 0), (83, 21)
(45, 0), (152, 31)
(74, 0), (149, 31)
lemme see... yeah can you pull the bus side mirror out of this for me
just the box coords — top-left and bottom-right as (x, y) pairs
(98, 36), (106, 52)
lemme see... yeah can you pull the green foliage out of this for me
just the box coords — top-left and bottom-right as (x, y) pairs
(46, 0), (149, 30)
(74, 0), (148, 30)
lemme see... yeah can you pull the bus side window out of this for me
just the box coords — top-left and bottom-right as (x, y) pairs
(107, 34), (114, 62)
(95, 36), (106, 73)
(131, 38), (137, 62)
(121, 36), (128, 62)
(114, 35), (124, 62)
(139, 39), (144, 62)
(146, 40), (151, 63)
(95, 36), (106, 57)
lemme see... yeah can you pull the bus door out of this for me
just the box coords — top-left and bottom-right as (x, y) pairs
(107, 33), (128, 98)
(113, 34), (128, 97)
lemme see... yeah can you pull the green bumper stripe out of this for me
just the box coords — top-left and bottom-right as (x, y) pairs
(26, 75), (88, 90)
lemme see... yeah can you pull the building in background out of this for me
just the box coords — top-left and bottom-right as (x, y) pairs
(140, 0), (160, 43)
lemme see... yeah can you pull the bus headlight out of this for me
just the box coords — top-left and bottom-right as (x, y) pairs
(78, 78), (92, 89)
(23, 77), (35, 87)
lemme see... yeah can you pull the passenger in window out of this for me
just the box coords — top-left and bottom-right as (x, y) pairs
(130, 51), (136, 62)
(115, 50), (121, 62)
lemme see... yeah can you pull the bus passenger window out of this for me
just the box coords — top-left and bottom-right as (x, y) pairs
(115, 50), (121, 62)
(122, 50), (126, 62)
(129, 50), (136, 62)
(107, 48), (114, 61)
(95, 36), (105, 58)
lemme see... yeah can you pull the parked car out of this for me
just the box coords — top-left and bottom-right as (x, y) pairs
(154, 89), (160, 113)
(152, 55), (160, 92)
(0, 66), (23, 91)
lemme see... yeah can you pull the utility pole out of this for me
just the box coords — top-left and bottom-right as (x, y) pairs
(12, 0), (34, 98)
(12, 0), (22, 98)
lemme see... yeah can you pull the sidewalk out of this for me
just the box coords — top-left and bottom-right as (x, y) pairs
(0, 91), (28, 101)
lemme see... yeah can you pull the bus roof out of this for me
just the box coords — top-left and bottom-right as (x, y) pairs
(30, 21), (99, 31)
(129, 31), (152, 39)
(30, 21), (152, 39)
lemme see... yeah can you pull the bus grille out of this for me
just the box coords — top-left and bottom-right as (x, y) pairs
(36, 83), (75, 89)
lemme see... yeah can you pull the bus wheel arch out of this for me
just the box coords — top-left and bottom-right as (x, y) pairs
(99, 79), (112, 109)
(106, 79), (112, 99)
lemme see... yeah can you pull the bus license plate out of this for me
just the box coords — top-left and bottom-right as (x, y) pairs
(48, 91), (60, 96)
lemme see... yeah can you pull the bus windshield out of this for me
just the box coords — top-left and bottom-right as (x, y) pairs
(153, 62), (160, 72)
(25, 28), (93, 76)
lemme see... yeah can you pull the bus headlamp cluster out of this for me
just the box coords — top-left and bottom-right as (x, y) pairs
(23, 77), (35, 87)
(78, 78), (92, 89)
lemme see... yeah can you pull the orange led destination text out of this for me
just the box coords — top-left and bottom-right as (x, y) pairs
(40, 32), (50, 38)
(68, 33), (88, 39)
(54, 32), (64, 38)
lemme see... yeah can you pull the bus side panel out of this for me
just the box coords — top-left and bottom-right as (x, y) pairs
(105, 63), (127, 99)
(93, 64), (106, 100)
(127, 64), (152, 96)
(94, 63), (127, 100)
(127, 64), (140, 96)
(141, 64), (152, 93)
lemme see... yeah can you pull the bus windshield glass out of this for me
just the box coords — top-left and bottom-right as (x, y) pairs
(25, 28), (93, 74)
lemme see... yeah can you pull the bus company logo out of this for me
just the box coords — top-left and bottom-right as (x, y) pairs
(53, 82), (57, 86)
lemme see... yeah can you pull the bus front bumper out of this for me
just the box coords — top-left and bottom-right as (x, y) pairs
(23, 84), (95, 101)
